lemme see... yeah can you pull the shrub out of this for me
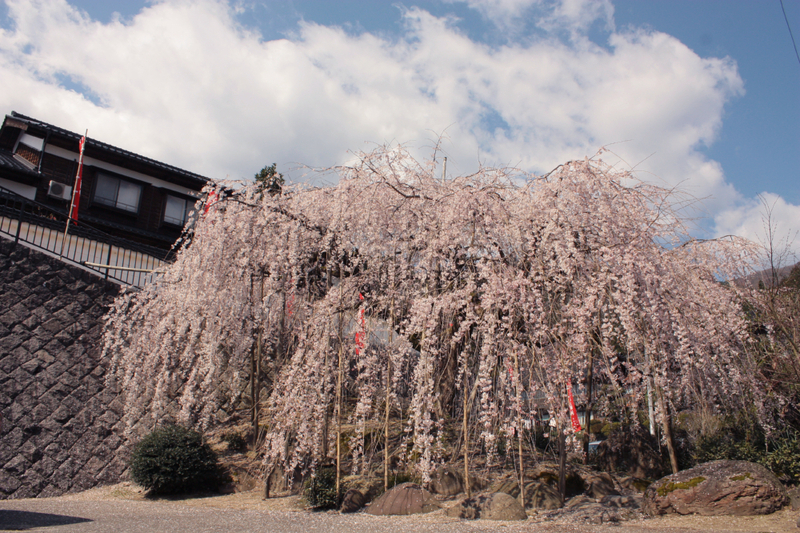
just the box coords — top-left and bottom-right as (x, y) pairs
(304, 467), (338, 509)
(220, 431), (247, 452)
(129, 424), (225, 495)
(685, 413), (800, 485)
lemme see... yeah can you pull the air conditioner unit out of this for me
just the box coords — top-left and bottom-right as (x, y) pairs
(47, 180), (72, 201)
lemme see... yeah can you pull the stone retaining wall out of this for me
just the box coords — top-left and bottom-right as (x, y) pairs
(0, 238), (127, 499)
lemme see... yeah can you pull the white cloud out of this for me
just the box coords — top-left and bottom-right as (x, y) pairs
(0, 0), (795, 251)
(715, 193), (800, 262)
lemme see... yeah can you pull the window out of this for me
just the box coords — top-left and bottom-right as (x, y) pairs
(94, 173), (142, 213)
(163, 194), (190, 226)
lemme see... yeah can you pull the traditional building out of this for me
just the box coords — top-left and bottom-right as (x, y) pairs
(0, 111), (210, 252)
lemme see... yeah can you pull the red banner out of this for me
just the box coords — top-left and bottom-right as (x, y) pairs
(69, 135), (86, 222)
(568, 381), (582, 431)
(354, 293), (366, 355)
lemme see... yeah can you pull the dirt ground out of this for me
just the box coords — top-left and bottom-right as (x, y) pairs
(18, 481), (792, 533)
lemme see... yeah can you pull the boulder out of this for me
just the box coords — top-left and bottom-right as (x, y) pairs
(365, 482), (441, 516)
(596, 425), (664, 479)
(584, 472), (620, 499)
(523, 481), (562, 510)
(545, 496), (641, 525)
(566, 495), (595, 509)
(445, 492), (527, 521)
(642, 460), (788, 516)
(529, 463), (586, 497)
(428, 466), (463, 496)
(491, 478), (522, 498)
(618, 476), (651, 493)
(788, 485), (800, 511)
(340, 489), (367, 513)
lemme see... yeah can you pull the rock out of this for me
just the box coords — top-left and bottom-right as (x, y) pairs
(584, 472), (620, 498)
(445, 492), (527, 521)
(365, 482), (441, 515)
(566, 495), (595, 508)
(600, 495), (641, 509)
(523, 481), (562, 510)
(788, 485), (800, 511)
(642, 460), (788, 516)
(541, 497), (642, 525)
(596, 425), (664, 479)
(527, 463), (585, 498)
(429, 466), (463, 496)
(491, 478), (521, 498)
(618, 476), (651, 493)
(340, 489), (367, 513)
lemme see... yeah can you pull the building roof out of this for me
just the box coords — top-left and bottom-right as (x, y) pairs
(0, 149), (39, 176)
(3, 112), (211, 190)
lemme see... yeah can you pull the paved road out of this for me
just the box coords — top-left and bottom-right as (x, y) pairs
(0, 498), (585, 533)
(0, 497), (628, 533)
(2, 496), (797, 533)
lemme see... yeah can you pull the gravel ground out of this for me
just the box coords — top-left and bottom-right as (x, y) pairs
(1, 483), (798, 533)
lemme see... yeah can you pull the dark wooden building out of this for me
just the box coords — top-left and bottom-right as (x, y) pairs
(0, 111), (211, 251)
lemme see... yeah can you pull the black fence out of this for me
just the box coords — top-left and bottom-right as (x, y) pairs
(0, 185), (175, 288)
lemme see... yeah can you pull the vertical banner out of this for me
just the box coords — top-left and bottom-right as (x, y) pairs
(354, 293), (366, 355)
(568, 380), (582, 431)
(69, 132), (87, 223)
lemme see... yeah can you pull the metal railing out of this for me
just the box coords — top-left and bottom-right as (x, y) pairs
(0, 185), (174, 288)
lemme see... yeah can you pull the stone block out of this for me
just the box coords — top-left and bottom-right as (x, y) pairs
(0, 332), (27, 355)
(38, 484), (64, 498)
(2, 426), (26, 451)
(18, 439), (43, 464)
(54, 329), (75, 347)
(40, 318), (65, 336)
(53, 458), (80, 483)
(22, 337), (46, 355)
(30, 427), (57, 451)
(0, 470), (22, 495)
(4, 455), (32, 477)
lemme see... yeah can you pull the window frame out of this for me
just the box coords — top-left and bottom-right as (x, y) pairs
(92, 172), (143, 214)
(162, 193), (192, 227)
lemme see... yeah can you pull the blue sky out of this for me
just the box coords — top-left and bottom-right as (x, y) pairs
(0, 0), (798, 255)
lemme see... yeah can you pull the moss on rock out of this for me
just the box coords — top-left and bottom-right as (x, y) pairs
(656, 476), (706, 497)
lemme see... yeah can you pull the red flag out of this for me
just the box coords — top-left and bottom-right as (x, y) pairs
(69, 134), (86, 222)
(567, 381), (582, 431)
(354, 294), (366, 355)
(203, 190), (219, 216)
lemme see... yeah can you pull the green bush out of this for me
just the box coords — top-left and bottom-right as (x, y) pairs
(387, 471), (420, 488)
(220, 431), (247, 452)
(761, 431), (800, 485)
(687, 415), (800, 485)
(304, 467), (338, 509)
(129, 424), (225, 495)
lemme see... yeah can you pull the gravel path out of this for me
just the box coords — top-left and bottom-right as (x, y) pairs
(1, 485), (798, 533)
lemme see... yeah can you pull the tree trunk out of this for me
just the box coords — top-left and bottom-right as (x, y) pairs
(513, 351), (524, 506)
(384, 357), (391, 492)
(582, 350), (594, 461)
(463, 354), (471, 498)
(656, 384), (679, 474)
(558, 425), (566, 506)
(323, 267), (331, 459)
(336, 273), (344, 502)
(250, 333), (258, 434)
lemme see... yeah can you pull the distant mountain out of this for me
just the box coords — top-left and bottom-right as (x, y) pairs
(735, 262), (799, 289)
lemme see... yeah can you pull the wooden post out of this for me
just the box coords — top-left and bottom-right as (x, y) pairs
(582, 350), (594, 461)
(463, 354), (471, 498)
(335, 270), (344, 503)
(384, 298), (394, 492)
(514, 351), (524, 507)
(656, 384), (679, 474)
(558, 424), (566, 506)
